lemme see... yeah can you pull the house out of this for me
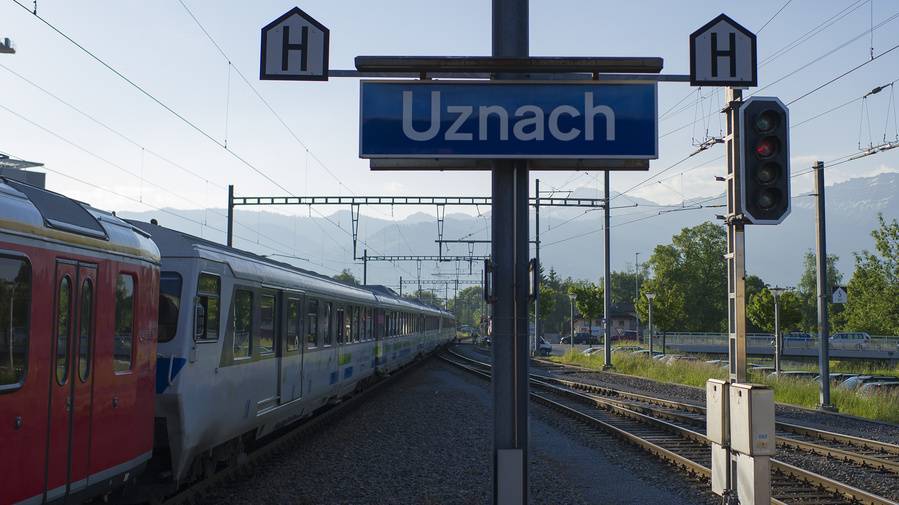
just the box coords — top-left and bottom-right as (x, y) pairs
(574, 302), (640, 337)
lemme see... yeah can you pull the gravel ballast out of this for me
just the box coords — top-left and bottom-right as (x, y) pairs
(199, 357), (719, 505)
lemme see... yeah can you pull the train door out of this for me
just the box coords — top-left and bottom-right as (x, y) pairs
(45, 260), (96, 502)
(280, 296), (303, 403)
(258, 289), (279, 408)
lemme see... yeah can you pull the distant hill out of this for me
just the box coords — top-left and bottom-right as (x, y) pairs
(118, 172), (898, 287)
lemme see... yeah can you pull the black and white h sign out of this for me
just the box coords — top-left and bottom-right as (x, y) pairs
(690, 14), (757, 87)
(260, 7), (329, 81)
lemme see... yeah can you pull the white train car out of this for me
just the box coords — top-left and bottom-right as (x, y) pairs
(129, 220), (454, 485)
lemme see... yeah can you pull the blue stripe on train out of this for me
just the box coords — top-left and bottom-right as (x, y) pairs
(344, 366), (353, 379)
(155, 356), (187, 394)
(330, 371), (338, 384)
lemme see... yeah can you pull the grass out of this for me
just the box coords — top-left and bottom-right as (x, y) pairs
(550, 348), (899, 423)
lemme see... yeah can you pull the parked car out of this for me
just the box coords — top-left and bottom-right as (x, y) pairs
(815, 373), (859, 383)
(560, 333), (600, 345)
(666, 355), (699, 365)
(631, 349), (664, 358)
(838, 375), (899, 390)
(612, 329), (643, 342)
(830, 332), (871, 350)
(705, 359), (728, 367)
(612, 345), (643, 353)
(858, 382), (899, 395)
(767, 370), (819, 380)
(653, 354), (669, 361)
(582, 347), (603, 356)
(770, 331), (813, 347)
(537, 337), (553, 356)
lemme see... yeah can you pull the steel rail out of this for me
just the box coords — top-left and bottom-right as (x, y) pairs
(444, 349), (898, 505)
(530, 356), (899, 468)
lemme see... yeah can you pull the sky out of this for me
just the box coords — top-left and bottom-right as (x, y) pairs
(1, 0), (898, 280)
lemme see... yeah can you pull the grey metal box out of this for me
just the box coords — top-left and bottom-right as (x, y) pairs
(710, 442), (728, 496)
(706, 379), (729, 445)
(729, 383), (775, 456)
(735, 452), (771, 505)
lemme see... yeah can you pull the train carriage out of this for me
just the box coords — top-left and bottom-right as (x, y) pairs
(0, 179), (160, 505)
(129, 220), (455, 487)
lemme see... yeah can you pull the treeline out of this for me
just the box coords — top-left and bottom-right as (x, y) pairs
(449, 215), (899, 337)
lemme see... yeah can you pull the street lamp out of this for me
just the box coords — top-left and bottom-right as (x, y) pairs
(770, 286), (787, 375)
(569, 292), (576, 353)
(645, 292), (656, 354)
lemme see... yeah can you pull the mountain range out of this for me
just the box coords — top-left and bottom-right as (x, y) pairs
(119, 172), (899, 288)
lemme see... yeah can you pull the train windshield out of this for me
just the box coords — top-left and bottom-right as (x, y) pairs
(158, 272), (182, 343)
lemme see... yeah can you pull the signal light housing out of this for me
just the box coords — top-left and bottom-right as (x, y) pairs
(739, 97), (791, 225)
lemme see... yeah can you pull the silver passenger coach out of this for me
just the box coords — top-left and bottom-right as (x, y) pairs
(129, 221), (454, 485)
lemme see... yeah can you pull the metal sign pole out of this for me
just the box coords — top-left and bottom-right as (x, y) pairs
(534, 178), (540, 355)
(813, 161), (834, 409)
(603, 171), (613, 369)
(724, 86), (746, 504)
(491, 0), (529, 504)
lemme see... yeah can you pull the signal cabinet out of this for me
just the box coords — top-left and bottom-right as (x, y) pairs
(729, 383), (776, 456)
(706, 379), (729, 445)
(736, 452), (771, 505)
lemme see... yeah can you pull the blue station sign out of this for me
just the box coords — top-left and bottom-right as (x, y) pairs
(359, 81), (657, 160)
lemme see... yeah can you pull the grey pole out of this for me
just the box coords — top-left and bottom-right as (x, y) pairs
(491, 0), (529, 503)
(569, 293), (575, 353)
(534, 178), (540, 355)
(725, 87), (749, 384)
(646, 293), (655, 354)
(603, 171), (612, 370)
(634, 252), (640, 339)
(770, 287), (785, 375)
(814, 161), (834, 409)
(227, 184), (234, 247)
(363, 249), (368, 285)
(399, 276), (402, 296)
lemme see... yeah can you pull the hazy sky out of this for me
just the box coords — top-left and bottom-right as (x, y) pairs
(2, 0), (897, 277)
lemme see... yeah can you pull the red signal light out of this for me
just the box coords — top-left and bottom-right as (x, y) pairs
(755, 137), (779, 158)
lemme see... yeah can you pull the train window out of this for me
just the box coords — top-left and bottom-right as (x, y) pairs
(56, 276), (72, 384)
(78, 279), (93, 382)
(322, 302), (332, 346)
(286, 299), (300, 352)
(158, 272), (181, 343)
(0, 256), (30, 389)
(196, 273), (220, 341)
(258, 294), (275, 355)
(366, 308), (373, 340)
(346, 307), (354, 343)
(233, 289), (253, 359)
(306, 298), (319, 348)
(353, 306), (361, 342)
(335, 307), (345, 344)
(114, 274), (135, 372)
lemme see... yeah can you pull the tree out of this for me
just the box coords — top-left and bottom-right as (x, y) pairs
(529, 284), (557, 321)
(332, 269), (360, 287)
(796, 251), (843, 331)
(568, 281), (603, 335)
(635, 222), (727, 332)
(747, 288), (803, 333)
(843, 215), (899, 334)
(744, 274), (768, 332)
(452, 286), (485, 327)
(405, 289), (441, 307)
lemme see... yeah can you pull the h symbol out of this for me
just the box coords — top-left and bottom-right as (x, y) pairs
(281, 25), (308, 72)
(710, 32), (736, 78)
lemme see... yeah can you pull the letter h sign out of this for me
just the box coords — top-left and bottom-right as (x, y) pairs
(260, 7), (330, 81)
(690, 14), (757, 87)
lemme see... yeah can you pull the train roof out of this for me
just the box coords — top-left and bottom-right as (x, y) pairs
(128, 219), (452, 318)
(0, 178), (160, 263)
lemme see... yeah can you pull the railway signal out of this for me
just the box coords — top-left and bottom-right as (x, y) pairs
(739, 97), (791, 225)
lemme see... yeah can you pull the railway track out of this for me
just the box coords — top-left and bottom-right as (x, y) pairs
(441, 349), (898, 505)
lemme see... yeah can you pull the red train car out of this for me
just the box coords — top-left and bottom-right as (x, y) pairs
(0, 179), (160, 505)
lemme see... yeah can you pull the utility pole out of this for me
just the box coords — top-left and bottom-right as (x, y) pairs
(813, 161), (834, 410)
(569, 293), (575, 353)
(603, 171), (612, 369)
(646, 292), (655, 354)
(399, 276), (402, 296)
(227, 184), (234, 247)
(363, 249), (368, 285)
(491, 0), (529, 503)
(634, 252), (640, 338)
(770, 286), (786, 375)
(534, 178), (540, 355)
